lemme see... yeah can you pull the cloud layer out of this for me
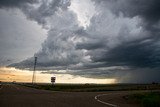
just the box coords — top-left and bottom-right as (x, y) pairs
(1, 0), (160, 83)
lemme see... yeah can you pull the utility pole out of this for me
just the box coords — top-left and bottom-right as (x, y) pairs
(32, 57), (37, 84)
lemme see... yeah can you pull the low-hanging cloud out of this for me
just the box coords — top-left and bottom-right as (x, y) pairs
(1, 0), (160, 83)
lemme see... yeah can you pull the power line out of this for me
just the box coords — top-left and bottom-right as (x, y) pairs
(32, 57), (37, 84)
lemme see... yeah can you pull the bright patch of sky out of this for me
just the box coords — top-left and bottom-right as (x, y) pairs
(69, 0), (96, 29)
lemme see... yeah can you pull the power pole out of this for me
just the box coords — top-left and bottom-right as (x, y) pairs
(32, 57), (37, 84)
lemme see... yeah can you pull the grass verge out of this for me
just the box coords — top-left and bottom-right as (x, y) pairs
(125, 92), (160, 107)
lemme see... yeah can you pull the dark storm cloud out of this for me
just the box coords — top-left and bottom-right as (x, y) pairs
(21, 0), (71, 26)
(2, 0), (160, 83)
(11, 0), (160, 67)
(94, 0), (160, 32)
(117, 0), (160, 34)
(0, 0), (71, 26)
(91, 38), (160, 68)
(76, 40), (106, 50)
(94, 0), (160, 23)
(118, 0), (160, 24)
(0, 0), (36, 8)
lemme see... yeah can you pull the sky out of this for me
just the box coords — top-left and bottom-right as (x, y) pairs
(0, 0), (160, 83)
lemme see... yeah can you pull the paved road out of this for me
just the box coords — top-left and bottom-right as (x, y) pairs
(95, 92), (140, 107)
(0, 84), (141, 107)
(0, 84), (108, 107)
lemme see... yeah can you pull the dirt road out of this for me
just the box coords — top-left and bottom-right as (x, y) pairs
(0, 84), (140, 107)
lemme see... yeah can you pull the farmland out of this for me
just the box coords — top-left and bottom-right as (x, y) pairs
(21, 83), (160, 92)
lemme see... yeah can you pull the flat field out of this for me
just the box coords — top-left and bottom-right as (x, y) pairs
(21, 83), (160, 92)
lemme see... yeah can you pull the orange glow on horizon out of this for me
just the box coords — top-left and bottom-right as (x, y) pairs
(0, 67), (117, 84)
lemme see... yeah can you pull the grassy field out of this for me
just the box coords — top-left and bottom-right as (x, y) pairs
(20, 83), (160, 92)
(126, 92), (160, 107)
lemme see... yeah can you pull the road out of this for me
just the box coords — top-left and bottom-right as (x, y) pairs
(0, 84), (140, 107)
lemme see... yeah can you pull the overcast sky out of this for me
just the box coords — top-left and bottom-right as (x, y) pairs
(0, 0), (160, 83)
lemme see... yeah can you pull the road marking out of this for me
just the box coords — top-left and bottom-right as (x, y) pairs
(95, 94), (118, 107)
